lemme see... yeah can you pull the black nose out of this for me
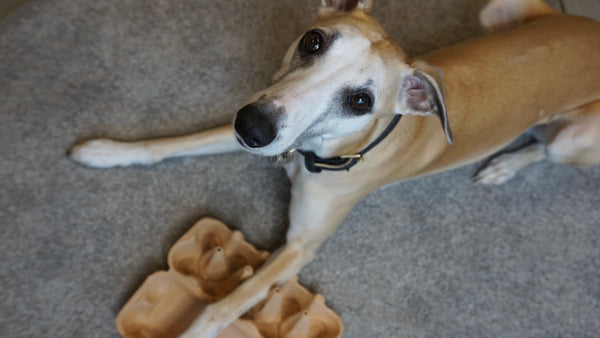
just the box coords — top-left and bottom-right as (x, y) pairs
(234, 104), (276, 148)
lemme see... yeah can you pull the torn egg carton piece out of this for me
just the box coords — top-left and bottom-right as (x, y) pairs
(116, 217), (343, 338)
(220, 276), (344, 338)
(116, 217), (269, 337)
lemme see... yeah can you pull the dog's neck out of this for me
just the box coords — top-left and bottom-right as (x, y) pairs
(282, 114), (403, 177)
(310, 114), (398, 159)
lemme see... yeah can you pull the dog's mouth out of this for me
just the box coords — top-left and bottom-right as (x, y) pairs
(234, 129), (282, 156)
(235, 127), (304, 160)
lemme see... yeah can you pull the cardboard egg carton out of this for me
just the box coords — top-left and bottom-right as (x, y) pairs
(116, 217), (343, 338)
(220, 276), (343, 338)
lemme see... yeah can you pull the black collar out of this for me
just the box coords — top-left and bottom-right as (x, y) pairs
(288, 115), (402, 173)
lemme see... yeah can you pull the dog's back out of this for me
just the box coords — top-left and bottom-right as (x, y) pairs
(417, 14), (600, 171)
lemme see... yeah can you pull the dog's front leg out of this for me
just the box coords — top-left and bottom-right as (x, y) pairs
(180, 175), (364, 337)
(69, 124), (240, 168)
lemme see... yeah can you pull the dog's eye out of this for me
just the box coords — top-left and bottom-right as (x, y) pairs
(348, 93), (372, 111)
(302, 30), (324, 54)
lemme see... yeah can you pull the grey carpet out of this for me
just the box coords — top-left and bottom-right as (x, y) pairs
(1, 0), (599, 337)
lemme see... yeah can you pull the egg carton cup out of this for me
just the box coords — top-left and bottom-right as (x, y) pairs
(116, 217), (343, 338)
(220, 276), (343, 338)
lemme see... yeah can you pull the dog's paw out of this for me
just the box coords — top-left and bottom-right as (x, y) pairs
(472, 155), (521, 185)
(68, 139), (155, 168)
(479, 0), (556, 33)
(479, 0), (524, 33)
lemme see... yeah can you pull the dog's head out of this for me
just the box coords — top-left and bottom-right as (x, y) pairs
(234, 0), (452, 157)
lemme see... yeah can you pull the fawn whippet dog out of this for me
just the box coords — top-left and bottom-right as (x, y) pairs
(69, 0), (600, 335)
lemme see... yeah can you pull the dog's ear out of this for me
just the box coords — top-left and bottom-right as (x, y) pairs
(320, 0), (373, 14)
(399, 61), (453, 144)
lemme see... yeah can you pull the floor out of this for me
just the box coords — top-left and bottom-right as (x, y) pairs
(1, 0), (599, 337)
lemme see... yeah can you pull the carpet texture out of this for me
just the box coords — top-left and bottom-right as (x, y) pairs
(1, 0), (599, 337)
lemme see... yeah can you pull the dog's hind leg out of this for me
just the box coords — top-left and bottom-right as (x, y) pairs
(479, 0), (559, 33)
(69, 124), (240, 168)
(542, 101), (600, 167)
(474, 100), (600, 185)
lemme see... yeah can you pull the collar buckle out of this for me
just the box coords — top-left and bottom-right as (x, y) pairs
(339, 154), (363, 161)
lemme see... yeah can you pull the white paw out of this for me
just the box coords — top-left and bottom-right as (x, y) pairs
(68, 139), (155, 168)
(479, 0), (522, 33)
(473, 155), (520, 185)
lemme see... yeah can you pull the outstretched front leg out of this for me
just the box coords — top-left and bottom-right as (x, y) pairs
(69, 124), (240, 168)
(181, 173), (366, 337)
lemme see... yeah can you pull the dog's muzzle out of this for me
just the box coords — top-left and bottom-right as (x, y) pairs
(234, 104), (277, 148)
